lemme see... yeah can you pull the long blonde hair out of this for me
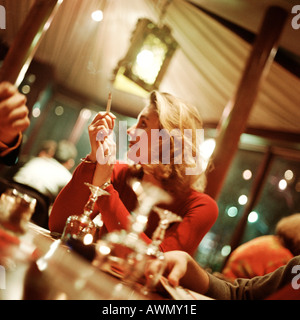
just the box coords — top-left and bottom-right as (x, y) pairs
(142, 91), (207, 195)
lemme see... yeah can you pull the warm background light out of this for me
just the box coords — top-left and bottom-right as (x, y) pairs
(91, 10), (103, 22)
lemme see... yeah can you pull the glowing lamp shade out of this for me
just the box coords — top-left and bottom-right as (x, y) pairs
(113, 18), (178, 96)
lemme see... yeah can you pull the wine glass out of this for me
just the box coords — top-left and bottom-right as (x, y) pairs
(149, 206), (183, 255)
(0, 188), (36, 234)
(93, 180), (172, 296)
(142, 206), (182, 294)
(61, 182), (110, 244)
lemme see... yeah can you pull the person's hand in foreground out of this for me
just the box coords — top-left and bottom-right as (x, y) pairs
(0, 81), (30, 146)
(145, 250), (210, 295)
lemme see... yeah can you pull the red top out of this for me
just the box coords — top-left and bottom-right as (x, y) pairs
(222, 235), (294, 280)
(49, 162), (218, 255)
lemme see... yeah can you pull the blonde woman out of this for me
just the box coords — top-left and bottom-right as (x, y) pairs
(49, 91), (218, 255)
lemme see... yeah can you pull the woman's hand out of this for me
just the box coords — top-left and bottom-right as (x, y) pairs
(88, 111), (116, 162)
(88, 111), (116, 187)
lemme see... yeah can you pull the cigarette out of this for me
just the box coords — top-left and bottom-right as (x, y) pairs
(106, 92), (112, 113)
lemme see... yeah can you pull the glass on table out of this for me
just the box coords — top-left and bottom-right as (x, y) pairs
(0, 188), (36, 234)
(61, 182), (109, 244)
(93, 180), (172, 294)
(0, 188), (37, 299)
(142, 206), (182, 294)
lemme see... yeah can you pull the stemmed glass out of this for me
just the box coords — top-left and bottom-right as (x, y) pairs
(142, 206), (182, 294)
(148, 206), (183, 256)
(0, 188), (36, 234)
(22, 183), (109, 300)
(61, 182), (109, 244)
(93, 180), (172, 296)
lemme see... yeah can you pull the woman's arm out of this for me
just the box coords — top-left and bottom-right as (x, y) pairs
(48, 161), (96, 232)
(49, 111), (116, 232)
(159, 193), (218, 255)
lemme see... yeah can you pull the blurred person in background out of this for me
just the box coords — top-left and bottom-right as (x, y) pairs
(36, 140), (57, 158)
(13, 139), (77, 203)
(12, 140), (77, 229)
(222, 213), (300, 280)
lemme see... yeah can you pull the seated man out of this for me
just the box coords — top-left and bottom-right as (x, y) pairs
(222, 213), (300, 280)
(12, 140), (77, 229)
(13, 140), (77, 202)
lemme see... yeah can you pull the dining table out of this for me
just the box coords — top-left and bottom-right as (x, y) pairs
(0, 222), (213, 301)
(0, 222), (152, 300)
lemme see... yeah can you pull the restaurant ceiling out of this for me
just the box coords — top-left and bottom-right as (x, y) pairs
(0, 0), (299, 135)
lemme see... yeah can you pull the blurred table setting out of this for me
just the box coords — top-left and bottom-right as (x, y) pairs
(0, 183), (212, 301)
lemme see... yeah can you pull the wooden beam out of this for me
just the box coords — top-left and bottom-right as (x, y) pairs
(221, 149), (274, 270)
(0, 0), (63, 87)
(203, 122), (300, 146)
(205, 6), (289, 199)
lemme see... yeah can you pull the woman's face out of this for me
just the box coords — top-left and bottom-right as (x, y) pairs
(127, 105), (160, 164)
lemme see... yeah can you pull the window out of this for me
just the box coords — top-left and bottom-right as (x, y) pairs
(195, 142), (300, 272)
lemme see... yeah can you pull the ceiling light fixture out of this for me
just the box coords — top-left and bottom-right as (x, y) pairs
(112, 18), (178, 97)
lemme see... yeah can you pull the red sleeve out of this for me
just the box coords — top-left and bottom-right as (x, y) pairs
(97, 186), (218, 255)
(159, 193), (218, 255)
(49, 162), (134, 234)
(48, 161), (96, 233)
